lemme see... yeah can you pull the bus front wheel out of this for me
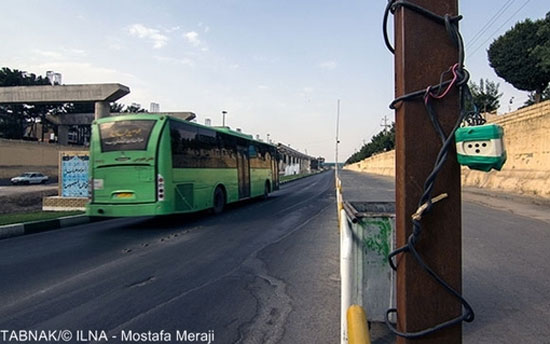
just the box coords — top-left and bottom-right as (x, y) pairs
(213, 186), (225, 214)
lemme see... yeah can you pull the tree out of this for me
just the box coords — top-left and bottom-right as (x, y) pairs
(345, 123), (395, 165)
(488, 14), (550, 103)
(532, 12), (550, 74)
(523, 84), (550, 107)
(110, 102), (125, 113)
(124, 104), (147, 113)
(469, 78), (502, 113)
(0, 68), (53, 139)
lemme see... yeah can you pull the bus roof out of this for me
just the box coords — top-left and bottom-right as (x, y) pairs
(94, 113), (276, 147)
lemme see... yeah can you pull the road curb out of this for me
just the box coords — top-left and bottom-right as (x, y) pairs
(0, 215), (94, 241)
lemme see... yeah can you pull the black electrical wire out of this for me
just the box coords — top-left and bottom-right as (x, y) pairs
(383, 0), (462, 54)
(382, 0), (478, 339)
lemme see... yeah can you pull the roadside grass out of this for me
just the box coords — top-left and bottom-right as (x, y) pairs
(280, 174), (308, 183)
(0, 211), (84, 226)
(281, 171), (324, 183)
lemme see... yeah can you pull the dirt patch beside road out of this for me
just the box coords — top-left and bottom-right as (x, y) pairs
(0, 185), (58, 214)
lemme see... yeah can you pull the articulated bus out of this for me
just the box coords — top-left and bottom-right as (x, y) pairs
(86, 113), (279, 217)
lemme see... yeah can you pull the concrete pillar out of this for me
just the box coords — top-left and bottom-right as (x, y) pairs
(58, 125), (69, 145)
(95, 101), (110, 119)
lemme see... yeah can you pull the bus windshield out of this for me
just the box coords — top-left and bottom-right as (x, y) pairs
(99, 120), (156, 152)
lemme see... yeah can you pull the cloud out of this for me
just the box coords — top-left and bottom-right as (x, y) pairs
(184, 31), (201, 47)
(154, 55), (194, 67)
(64, 48), (86, 56)
(318, 61), (337, 70)
(164, 26), (181, 33)
(198, 22), (210, 33)
(128, 24), (168, 49)
(183, 31), (209, 51)
(257, 85), (270, 90)
(108, 43), (123, 51)
(32, 47), (87, 60)
(32, 50), (63, 59)
(106, 36), (125, 51)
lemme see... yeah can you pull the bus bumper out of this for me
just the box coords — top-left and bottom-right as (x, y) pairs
(86, 202), (170, 217)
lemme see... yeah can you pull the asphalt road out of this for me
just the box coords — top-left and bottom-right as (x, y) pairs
(2, 169), (548, 344)
(0, 171), (340, 344)
(339, 169), (550, 344)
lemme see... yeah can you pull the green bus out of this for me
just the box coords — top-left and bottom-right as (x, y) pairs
(86, 113), (279, 217)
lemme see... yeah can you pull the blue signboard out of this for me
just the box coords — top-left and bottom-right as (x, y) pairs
(61, 155), (89, 197)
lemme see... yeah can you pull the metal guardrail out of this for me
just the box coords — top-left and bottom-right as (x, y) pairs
(340, 208), (353, 343)
(336, 174), (395, 344)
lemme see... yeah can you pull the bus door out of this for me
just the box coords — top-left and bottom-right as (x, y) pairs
(236, 145), (250, 198)
(271, 157), (279, 190)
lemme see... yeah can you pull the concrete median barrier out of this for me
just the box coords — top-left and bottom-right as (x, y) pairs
(0, 215), (94, 240)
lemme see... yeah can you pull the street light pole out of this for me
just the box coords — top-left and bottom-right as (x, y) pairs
(222, 110), (227, 127)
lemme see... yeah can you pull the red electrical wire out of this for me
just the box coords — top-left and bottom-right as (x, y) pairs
(424, 63), (459, 104)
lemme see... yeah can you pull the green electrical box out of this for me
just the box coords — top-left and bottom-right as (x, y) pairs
(455, 123), (507, 172)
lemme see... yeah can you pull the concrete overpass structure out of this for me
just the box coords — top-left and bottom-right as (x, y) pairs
(45, 111), (196, 126)
(44, 111), (195, 145)
(0, 83), (130, 118)
(0, 83), (202, 145)
(0, 83), (130, 144)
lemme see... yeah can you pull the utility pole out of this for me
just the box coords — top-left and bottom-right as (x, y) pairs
(222, 110), (227, 127)
(381, 114), (391, 133)
(335, 99), (341, 177)
(394, 1), (462, 343)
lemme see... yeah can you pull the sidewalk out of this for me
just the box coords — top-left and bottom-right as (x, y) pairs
(339, 169), (550, 225)
(338, 170), (394, 202)
(338, 168), (550, 343)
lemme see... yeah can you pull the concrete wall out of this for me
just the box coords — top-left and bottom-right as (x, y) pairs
(345, 101), (550, 199)
(346, 150), (396, 177)
(0, 139), (87, 179)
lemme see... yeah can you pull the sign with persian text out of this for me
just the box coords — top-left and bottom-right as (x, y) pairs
(60, 152), (89, 198)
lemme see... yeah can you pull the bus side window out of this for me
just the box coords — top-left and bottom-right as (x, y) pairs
(249, 145), (257, 158)
(170, 120), (198, 168)
(217, 133), (237, 168)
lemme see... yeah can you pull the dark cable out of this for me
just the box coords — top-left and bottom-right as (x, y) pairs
(383, 0), (462, 54)
(382, 0), (479, 339)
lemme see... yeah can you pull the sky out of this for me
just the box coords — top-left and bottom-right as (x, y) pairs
(1, 0), (547, 161)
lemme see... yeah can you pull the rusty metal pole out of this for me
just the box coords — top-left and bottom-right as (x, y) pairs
(394, 1), (462, 344)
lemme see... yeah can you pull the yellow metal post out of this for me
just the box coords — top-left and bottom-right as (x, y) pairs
(347, 305), (371, 344)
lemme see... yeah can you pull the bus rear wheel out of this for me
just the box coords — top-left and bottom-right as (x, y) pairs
(213, 186), (225, 214)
